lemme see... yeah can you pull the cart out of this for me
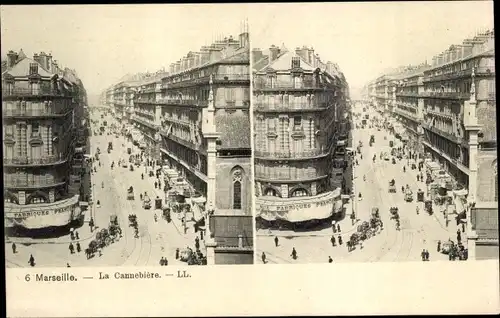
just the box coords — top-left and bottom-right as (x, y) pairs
(389, 180), (396, 193)
(417, 190), (424, 202)
(404, 189), (413, 202)
(142, 195), (151, 209)
(110, 214), (118, 226)
(127, 186), (134, 200)
(424, 200), (433, 214)
(389, 207), (399, 220)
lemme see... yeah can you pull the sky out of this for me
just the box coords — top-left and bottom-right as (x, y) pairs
(1, 2), (494, 97)
(1, 4), (251, 95)
(249, 1), (494, 96)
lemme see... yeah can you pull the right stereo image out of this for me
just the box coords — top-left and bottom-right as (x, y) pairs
(251, 2), (497, 264)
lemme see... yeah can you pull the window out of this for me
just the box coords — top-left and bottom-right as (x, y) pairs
(267, 118), (276, 132)
(264, 187), (280, 197)
(29, 63), (38, 75)
(5, 124), (14, 136)
(294, 116), (302, 129)
(32, 123), (40, 136)
(293, 76), (302, 88)
(291, 188), (308, 197)
(232, 169), (242, 209)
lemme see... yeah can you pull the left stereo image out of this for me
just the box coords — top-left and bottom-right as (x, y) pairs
(3, 5), (254, 267)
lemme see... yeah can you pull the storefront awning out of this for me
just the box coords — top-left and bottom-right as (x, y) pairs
(256, 189), (341, 222)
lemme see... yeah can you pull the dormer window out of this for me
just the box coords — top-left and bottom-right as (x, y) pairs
(29, 63), (38, 75)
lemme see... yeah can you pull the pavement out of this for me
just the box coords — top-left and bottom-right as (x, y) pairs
(257, 105), (463, 264)
(5, 111), (203, 268)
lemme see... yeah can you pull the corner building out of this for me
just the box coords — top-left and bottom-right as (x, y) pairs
(253, 45), (350, 229)
(2, 50), (88, 234)
(157, 32), (253, 264)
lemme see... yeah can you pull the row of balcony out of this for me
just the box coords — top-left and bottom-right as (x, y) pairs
(2, 107), (73, 118)
(253, 102), (330, 112)
(395, 91), (420, 98)
(3, 152), (71, 167)
(394, 108), (419, 121)
(2, 87), (74, 98)
(254, 172), (328, 182)
(253, 80), (331, 91)
(421, 122), (462, 144)
(132, 115), (157, 130)
(420, 91), (470, 99)
(160, 129), (204, 153)
(254, 148), (329, 160)
(163, 73), (250, 89)
(423, 66), (495, 83)
(4, 178), (67, 189)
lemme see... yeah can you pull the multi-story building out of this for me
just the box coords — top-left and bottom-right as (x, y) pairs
(112, 81), (138, 125)
(420, 30), (496, 259)
(366, 29), (497, 259)
(131, 72), (166, 159)
(252, 45), (350, 229)
(393, 64), (431, 155)
(102, 31), (253, 264)
(2, 49), (88, 234)
(159, 32), (252, 264)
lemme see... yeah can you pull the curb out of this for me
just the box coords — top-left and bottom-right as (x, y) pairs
(6, 231), (97, 246)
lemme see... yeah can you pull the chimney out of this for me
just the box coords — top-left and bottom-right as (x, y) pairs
(269, 45), (280, 62)
(252, 48), (264, 64)
(46, 53), (53, 73)
(239, 32), (249, 48)
(209, 47), (223, 63)
(308, 48), (315, 66)
(7, 50), (18, 68)
(38, 52), (48, 70)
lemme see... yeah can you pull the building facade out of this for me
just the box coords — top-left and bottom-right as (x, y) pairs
(103, 31), (254, 264)
(366, 29), (497, 259)
(2, 50), (88, 234)
(253, 45), (350, 229)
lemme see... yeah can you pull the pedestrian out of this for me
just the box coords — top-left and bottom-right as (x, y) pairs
(350, 212), (356, 226)
(160, 257), (165, 266)
(330, 235), (336, 247)
(76, 242), (81, 253)
(328, 256), (333, 263)
(425, 249), (430, 261)
(175, 248), (180, 260)
(75, 231), (79, 240)
(437, 240), (441, 252)
(69, 242), (74, 254)
(70, 231), (75, 241)
(195, 239), (200, 251)
(28, 254), (35, 267)
(274, 236), (279, 247)
(337, 224), (341, 232)
(158, 181), (162, 189)
(290, 247), (297, 260)
(67, 263), (71, 268)
(12, 242), (16, 254)
(338, 235), (343, 245)
(89, 217), (95, 233)
(461, 223), (465, 233)
(154, 181), (158, 189)
(417, 175), (420, 182)
(262, 252), (267, 264)
(421, 249), (426, 261)
(457, 231), (461, 244)
(403, 166), (406, 173)
(164, 257), (168, 266)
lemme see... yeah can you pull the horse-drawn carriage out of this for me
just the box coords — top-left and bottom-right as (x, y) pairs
(389, 179), (396, 193)
(142, 195), (151, 210)
(179, 247), (206, 265)
(389, 207), (399, 220)
(404, 189), (413, 202)
(110, 214), (118, 226)
(127, 186), (134, 200)
(128, 214), (138, 228)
